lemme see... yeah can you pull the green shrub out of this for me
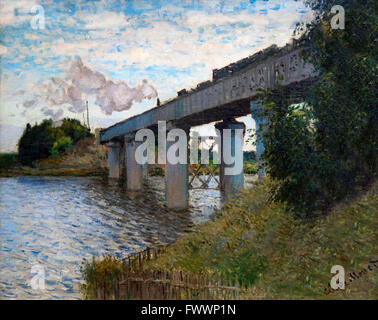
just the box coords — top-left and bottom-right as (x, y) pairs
(50, 136), (72, 156)
(258, 0), (377, 216)
(244, 161), (258, 175)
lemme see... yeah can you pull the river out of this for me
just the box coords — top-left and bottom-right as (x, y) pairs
(0, 175), (256, 299)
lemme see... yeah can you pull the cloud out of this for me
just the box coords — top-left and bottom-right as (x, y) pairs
(67, 57), (106, 95)
(0, 0), (39, 26)
(80, 11), (129, 30)
(0, 44), (7, 55)
(14, 89), (25, 95)
(29, 56), (158, 118)
(41, 107), (64, 121)
(120, 2), (311, 71)
(23, 99), (37, 108)
(95, 79), (158, 115)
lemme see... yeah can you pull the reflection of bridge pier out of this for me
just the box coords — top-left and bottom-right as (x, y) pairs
(101, 43), (316, 210)
(106, 141), (122, 179)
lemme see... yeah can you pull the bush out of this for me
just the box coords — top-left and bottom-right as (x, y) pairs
(258, 0), (377, 216)
(80, 255), (127, 300)
(50, 136), (72, 156)
(244, 161), (258, 175)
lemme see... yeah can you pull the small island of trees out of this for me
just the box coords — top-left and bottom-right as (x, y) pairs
(18, 118), (92, 166)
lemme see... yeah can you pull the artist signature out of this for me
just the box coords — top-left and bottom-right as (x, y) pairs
(324, 259), (377, 295)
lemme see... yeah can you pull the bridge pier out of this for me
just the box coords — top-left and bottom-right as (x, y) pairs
(215, 119), (245, 201)
(165, 128), (189, 210)
(250, 100), (267, 179)
(125, 138), (144, 191)
(107, 141), (121, 179)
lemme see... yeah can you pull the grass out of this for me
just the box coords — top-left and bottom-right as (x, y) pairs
(150, 179), (377, 299)
(244, 161), (258, 174)
(81, 178), (377, 299)
(80, 255), (127, 300)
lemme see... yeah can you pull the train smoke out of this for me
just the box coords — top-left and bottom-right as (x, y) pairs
(22, 56), (158, 120)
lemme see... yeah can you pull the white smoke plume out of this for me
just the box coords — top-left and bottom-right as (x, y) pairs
(21, 56), (158, 120)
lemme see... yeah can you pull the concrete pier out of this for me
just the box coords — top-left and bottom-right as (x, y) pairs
(250, 101), (266, 179)
(215, 119), (246, 201)
(107, 141), (121, 179)
(165, 129), (189, 210)
(125, 138), (143, 191)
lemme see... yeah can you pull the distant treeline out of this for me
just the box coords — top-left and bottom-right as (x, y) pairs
(195, 150), (256, 163)
(243, 151), (256, 163)
(18, 118), (92, 166)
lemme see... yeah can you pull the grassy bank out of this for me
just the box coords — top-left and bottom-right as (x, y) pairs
(152, 179), (377, 299)
(81, 179), (377, 299)
(0, 137), (108, 177)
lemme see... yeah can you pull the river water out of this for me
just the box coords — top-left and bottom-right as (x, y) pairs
(0, 175), (255, 299)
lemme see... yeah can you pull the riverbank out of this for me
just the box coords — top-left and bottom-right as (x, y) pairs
(1, 156), (257, 178)
(0, 165), (107, 177)
(81, 178), (378, 300)
(0, 136), (108, 177)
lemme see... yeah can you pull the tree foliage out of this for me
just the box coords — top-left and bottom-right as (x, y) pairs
(50, 136), (73, 157)
(261, 0), (377, 216)
(18, 118), (91, 165)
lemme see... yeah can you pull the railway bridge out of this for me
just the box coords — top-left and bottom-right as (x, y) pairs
(100, 41), (316, 210)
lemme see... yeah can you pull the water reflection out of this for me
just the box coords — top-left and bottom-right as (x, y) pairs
(0, 175), (256, 299)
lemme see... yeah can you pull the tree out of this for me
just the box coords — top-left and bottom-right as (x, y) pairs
(18, 118), (92, 166)
(18, 119), (55, 165)
(60, 118), (91, 144)
(260, 0), (377, 216)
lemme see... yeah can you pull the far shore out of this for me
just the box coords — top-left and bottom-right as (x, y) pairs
(1, 164), (257, 178)
(0, 165), (107, 178)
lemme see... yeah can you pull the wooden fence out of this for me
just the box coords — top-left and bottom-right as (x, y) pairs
(94, 247), (241, 300)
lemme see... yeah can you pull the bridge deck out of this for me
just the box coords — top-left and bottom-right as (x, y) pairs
(100, 42), (316, 144)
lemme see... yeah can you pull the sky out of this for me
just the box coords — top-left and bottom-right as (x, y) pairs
(0, 0), (312, 152)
